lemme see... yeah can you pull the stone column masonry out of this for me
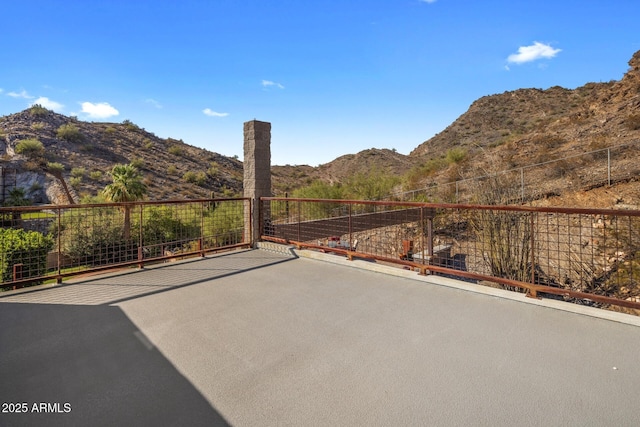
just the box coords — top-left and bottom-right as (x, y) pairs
(243, 120), (271, 245)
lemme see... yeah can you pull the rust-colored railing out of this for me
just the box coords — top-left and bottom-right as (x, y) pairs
(261, 197), (640, 313)
(1, 198), (251, 290)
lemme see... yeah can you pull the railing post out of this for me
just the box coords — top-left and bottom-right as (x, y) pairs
(427, 213), (434, 258)
(57, 207), (62, 282)
(348, 203), (353, 250)
(285, 192), (289, 222)
(200, 201), (205, 257)
(297, 200), (301, 243)
(420, 207), (425, 265)
(529, 213), (537, 298)
(138, 204), (144, 269)
(13, 263), (23, 283)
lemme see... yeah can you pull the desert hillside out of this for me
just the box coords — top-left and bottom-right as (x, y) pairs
(281, 50), (640, 204)
(1, 50), (639, 206)
(405, 50), (640, 193)
(0, 110), (243, 203)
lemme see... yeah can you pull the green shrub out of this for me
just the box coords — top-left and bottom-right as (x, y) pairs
(122, 119), (140, 132)
(53, 206), (132, 265)
(105, 126), (116, 135)
(292, 181), (345, 219)
(222, 188), (236, 197)
(167, 165), (178, 175)
(183, 171), (207, 186)
(89, 171), (103, 181)
(15, 138), (44, 159)
(53, 205), (205, 263)
(344, 169), (400, 201)
(130, 157), (145, 169)
(57, 123), (84, 143)
(79, 194), (107, 204)
(203, 202), (244, 247)
(207, 162), (219, 177)
(291, 170), (399, 202)
(183, 171), (196, 183)
(69, 176), (83, 188)
(196, 172), (207, 186)
(47, 162), (65, 174)
(404, 158), (447, 189)
(0, 228), (54, 284)
(71, 167), (86, 178)
(31, 122), (46, 131)
(28, 104), (49, 117)
(445, 148), (467, 164)
(168, 145), (184, 156)
(293, 180), (344, 200)
(3, 188), (30, 207)
(141, 206), (201, 256)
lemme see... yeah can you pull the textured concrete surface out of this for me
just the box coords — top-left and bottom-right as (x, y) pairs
(2, 249), (640, 426)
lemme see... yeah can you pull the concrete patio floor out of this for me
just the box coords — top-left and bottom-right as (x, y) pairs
(1, 248), (640, 426)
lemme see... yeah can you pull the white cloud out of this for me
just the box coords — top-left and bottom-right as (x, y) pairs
(31, 97), (64, 111)
(420, 0), (437, 3)
(145, 98), (162, 109)
(507, 42), (561, 64)
(203, 108), (229, 117)
(7, 90), (34, 99)
(80, 102), (119, 119)
(261, 80), (285, 89)
(0, 88), (4, 94)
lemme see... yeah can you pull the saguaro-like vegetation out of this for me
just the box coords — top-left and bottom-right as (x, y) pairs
(102, 163), (147, 240)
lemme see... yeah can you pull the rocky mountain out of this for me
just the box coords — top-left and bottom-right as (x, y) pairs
(1, 50), (639, 206)
(0, 109), (244, 204)
(282, 50), (640, 203)
(408, 50), (640, 184)
(271, 148), (418, 194)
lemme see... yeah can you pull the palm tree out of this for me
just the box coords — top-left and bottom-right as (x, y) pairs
(2, 188), (31, 227)
(102, 163), (147, 240)
(5, 187), (31, 207)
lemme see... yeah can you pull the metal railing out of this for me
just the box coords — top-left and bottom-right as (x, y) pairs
(261, 197), (640, 314)
(396, 140), (640, 203)
(1, 198), (251, 290)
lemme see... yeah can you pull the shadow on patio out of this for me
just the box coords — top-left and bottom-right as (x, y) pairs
(0, 303), (230, 427)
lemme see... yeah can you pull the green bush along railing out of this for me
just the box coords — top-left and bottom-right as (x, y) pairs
(0, 228), (54, 283)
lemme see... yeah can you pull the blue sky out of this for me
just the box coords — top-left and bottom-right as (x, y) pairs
(1, 0), (638, 166)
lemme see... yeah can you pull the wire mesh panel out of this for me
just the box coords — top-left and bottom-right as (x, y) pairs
(201, 199), (247, 250)
(1, 198), (249, 290)
(261, 197), (640, 313)
(140, 202), (203, 260)
(53, 205), (129, 274)
(0, 207), (56, 286)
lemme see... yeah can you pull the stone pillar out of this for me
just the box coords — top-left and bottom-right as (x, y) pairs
(243, 120), (271, 245)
